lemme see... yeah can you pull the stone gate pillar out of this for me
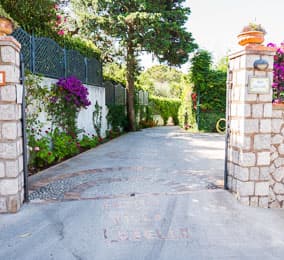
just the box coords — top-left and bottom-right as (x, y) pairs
(0, 36), (24, 213)
(227, 45), (275, 207)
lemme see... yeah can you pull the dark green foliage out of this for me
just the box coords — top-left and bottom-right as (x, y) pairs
(106, 129), (122, 139)
(198, 112), (225, 132)
(28, 135), (55, 169)
(79, 134), (99, 149)
(190, 50), (212, 91)
(198, 70), (226, 112)
(1, 0), (57, 34)
(103, 63), (127, 85)
(60, 36), (101, 59)
(106, 105), (128, 131)
(51, 128), (79, 161)
(190, 50), (227, 132)
(150, 96), (181, 125)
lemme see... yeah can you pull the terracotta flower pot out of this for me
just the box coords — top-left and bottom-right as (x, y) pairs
(0, 17), (14, 36)
(272, 103), (284, 110)
(237, 31), (265, 46)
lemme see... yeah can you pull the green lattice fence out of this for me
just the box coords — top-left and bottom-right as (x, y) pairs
(104, 80), (148, 106)
(12, 28), (102, 86)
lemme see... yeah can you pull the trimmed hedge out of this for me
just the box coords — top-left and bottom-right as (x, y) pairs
(149, 96), (181, 125)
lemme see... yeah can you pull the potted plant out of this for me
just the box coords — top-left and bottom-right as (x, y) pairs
(237, 22), (266, 46)
(0, 5), (15, 36)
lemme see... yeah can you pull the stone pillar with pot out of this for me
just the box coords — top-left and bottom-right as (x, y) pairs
(0, 18), (24, 213)
(226, 24), (277, 207)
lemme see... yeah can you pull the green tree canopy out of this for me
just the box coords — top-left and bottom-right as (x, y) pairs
(138, 65), (189, 99)
(190, 49), (212, 92)
(1, 0), (57, 34)
(71, 0), (197, 130)
(189, 49), (226, 129)
(103, 63), (127, 85)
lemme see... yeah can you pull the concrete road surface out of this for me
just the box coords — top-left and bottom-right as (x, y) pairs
(0, 126), (284, 260)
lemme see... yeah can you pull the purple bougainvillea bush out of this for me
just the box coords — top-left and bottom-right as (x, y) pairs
(57, 76), (91, 108)
(48, 76), (91, 134)
(267, 43), (284, 103)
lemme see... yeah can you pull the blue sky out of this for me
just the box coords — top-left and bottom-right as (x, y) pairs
(142, 0), (284, 71)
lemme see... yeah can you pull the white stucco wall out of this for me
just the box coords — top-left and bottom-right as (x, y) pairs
(77, 83), (108, 137)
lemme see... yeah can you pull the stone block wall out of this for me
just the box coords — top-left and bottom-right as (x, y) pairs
(227, 45), (275, 207)
(0, 36), (24, 213)
(269, 105), (284, 207)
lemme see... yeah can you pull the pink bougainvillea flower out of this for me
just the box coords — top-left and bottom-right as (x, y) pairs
(56, 76), (91, 108)
(270, 43), (284, 102)
(267, 43), (277, 48)
(57, 30), (65, 36)
(34, 147), (40, 152)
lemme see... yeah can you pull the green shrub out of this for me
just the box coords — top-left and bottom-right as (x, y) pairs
(106, 129), (121, 139)
(106, 105), (128, 131)
(79, 134), (98, 149)
(178, 85), (196, 129)
(51, 128), (79, 161)
(28, 135), (55, 169)
(198, 111), (225, 132)
(139, 119), (158, 128)
(60, 36), (101, 59)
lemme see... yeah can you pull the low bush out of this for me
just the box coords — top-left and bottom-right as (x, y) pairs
(198, 111), (225, 132)
(79, 134), (99, 149)
(106, 105), (128, 131)
(139, 119), (158, 128)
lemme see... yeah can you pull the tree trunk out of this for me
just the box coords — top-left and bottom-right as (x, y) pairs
(126, 29), (136, 131)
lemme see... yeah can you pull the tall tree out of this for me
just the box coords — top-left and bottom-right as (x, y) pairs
(71, 0), (197, 130)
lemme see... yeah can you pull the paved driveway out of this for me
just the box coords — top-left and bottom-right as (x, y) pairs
(0, 126), (284, 260)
